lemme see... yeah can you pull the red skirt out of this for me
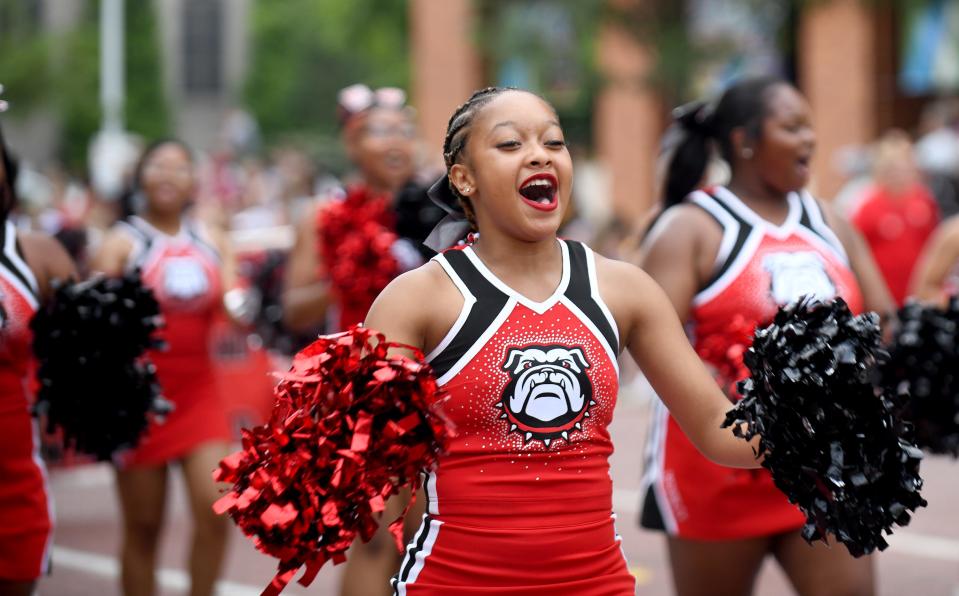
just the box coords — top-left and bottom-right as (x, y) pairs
(0, 389), (52, 581)
(641, 406), (804, 539)
(121, 354), (230, 468)
(391, 509), (636, 595)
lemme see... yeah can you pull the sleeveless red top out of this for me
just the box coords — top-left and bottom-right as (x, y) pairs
(641, 187), (864, 539)
(392, 239), (635, 595)
(117, 216), (230, 466)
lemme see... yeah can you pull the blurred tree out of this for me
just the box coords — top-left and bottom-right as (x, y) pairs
(477, 0), (603, 149)
(243, 0), (409, 171)
(59, 1), (169, 173)
(0, 0), (52, 111)
(0, 0), (168, 174)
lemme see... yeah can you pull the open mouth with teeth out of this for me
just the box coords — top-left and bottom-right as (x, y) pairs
(518, 173), (558, 212)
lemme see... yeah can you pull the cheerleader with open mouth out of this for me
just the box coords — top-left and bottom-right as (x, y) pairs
(638, 76), (894, 596)
(362, 86), (764, 595)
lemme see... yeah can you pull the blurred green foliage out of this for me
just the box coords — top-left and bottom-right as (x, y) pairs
(243, 0), (409, 170)
(477, 0), (603, 150)
(0, 0), (168, 174)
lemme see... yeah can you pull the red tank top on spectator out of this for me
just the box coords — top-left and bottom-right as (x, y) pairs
(642, 187), (864, 539)
(850, 182), (938, 305)
(116, 216), (230, 467)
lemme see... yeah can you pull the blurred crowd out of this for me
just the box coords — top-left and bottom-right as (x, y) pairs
(6, 92), (959, 418)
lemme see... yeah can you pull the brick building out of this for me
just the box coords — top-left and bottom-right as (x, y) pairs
(409, 0), (957, 221)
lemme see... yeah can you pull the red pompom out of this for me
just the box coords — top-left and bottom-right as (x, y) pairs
(694, 313), (759, 399)
(317, 186), (399, 327)
(213, 326), (453, 595)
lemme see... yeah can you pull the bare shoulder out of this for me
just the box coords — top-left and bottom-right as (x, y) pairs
(594, 253), (660, 303)
(88, 225), (135, 275)
(376, 259), (452, 304)
(18, 231), (78, 300)
(591, 252), (666, 345)
(98, 225), (136, 254)
(642, 203), (719, 251)
(365, 258), (463, 352)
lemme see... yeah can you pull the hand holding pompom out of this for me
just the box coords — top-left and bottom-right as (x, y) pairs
(723, 298), (926, 557)
(31, 270), (169, 461)
(213, 326), (452, 595)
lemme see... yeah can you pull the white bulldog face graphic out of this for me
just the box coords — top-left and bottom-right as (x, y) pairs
(498, 345), (594, 448)
(763, 251), (836, 306)
(162, 256), (209, 301)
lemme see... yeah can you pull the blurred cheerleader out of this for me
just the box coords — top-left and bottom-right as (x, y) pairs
(0, 102), (77, 596)
(91, 139), (240, 596)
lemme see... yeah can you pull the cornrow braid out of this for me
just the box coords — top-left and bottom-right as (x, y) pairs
(441, 86), (515, 230)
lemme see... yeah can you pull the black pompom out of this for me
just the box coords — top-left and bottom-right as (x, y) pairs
(31, 270), (171, 461)
(723, 298), (926, 557)
(880, 299), (959, 457)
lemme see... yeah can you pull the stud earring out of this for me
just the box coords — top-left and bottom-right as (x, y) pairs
(462, 186), (471, 194)
(742, 148), (754, 159)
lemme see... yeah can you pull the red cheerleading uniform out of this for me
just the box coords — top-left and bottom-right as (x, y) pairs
(392, 239), (636, 596)
(641, 187), (864, 539)
(0, 220), (53, 580)
(117, 216), (230, 467)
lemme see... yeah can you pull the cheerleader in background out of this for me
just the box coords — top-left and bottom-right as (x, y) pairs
(0, 112), (77, 596)
(91, 139), (239, 596)
(282, 84), (441, 334)
(638, 76), (893, 596)
(282, 84), (442, 596)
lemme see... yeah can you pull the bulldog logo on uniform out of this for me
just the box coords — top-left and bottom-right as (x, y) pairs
(763, 251), (836, 306)
(497, 344), (595, 448)
(162, 256), (209, 302)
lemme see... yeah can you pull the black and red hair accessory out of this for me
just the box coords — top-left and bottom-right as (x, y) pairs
(423, 174), (470, 251)
(213, 326), (453, 595)
(724, 297), (926, 557)
(672, 99), (717, 137)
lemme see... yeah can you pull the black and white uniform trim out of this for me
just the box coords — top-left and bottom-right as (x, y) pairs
(116, 215), (221, 271)
(688, 187), (849, 306)
(425, 238), (620, 386)
(0, 220), (40, 309)
(0, 220), (52, 573)
(391, 472), (442, 594)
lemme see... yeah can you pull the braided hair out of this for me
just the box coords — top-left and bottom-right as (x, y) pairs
(663, 76), (787, 209)
(441, 86), (515, 230)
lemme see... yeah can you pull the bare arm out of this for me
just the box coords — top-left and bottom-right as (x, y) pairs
(636, 205), (718, 322)
(823, 203), (896, 316)
(282, 204), (331, 332)
(603, 259), (760, 468)
(910, 216), (959, 304)
(88, 228), (134, 277)
(19, 232), (79, 302)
